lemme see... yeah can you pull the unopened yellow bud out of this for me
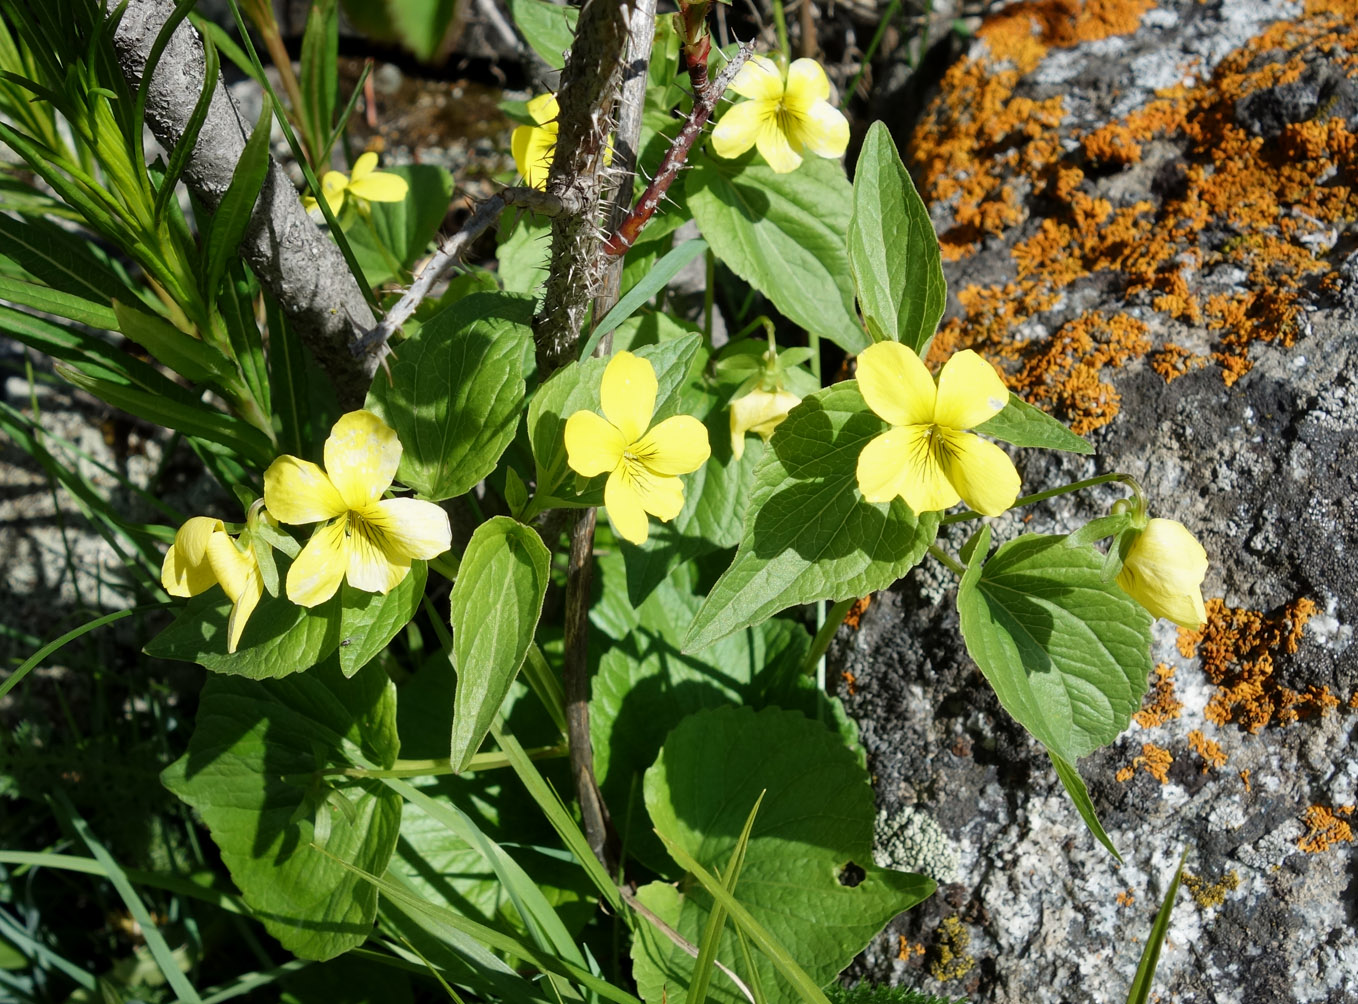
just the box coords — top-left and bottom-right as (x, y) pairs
(1115, 518), (1209, 628)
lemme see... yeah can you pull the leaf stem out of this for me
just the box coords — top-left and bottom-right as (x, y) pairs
(801, 597), (854, 679)
(939, 472), (1141, 525)
(320, 747), (566, 780)
(928, 543), (966, 576)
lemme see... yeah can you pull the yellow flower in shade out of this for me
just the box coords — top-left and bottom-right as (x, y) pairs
(729, 387), (801, 460)
(1116, 518), (1209, 628)
(263, 411), (452, 607)
(855, 344), (1020, 516)
(511, 93), (559, 190)
(161, 516), (264, 654)
(564, 352), (711, 546)
(711, 56), (850, 174)
(303, 151), (409, 216)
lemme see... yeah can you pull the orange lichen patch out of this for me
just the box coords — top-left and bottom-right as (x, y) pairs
(1298, 804), (1355, 853)
(1117, 742), (1174, 784)
(909, 1), (1358, 424)
(1350, 692), (1358, 710)
(1134, 664), (1184, 728)
(1187, 729), (1228, 772)
(1183, 870), (1240, 909)
(1177, 597), (1332, 732)
(840, 671), (858, 697)
(1239, 769), (1251, 792)
(898, 935), (926, 960)
(1115, 888), (1136, 908)
(842, 595), (872, 630)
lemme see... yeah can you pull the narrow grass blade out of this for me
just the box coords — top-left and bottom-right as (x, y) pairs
(688, 791), (765, 1004)
(49, 791), (203, 1003)
(1126, 847), (1188, 1004)
(198, 959), (310, 1004)
(154, 30), (219, 223)
(0, 908), (98, 991)
(0, 851), (247, 916)
(0, 275), (117, 328)
(579, 238), (708, 360)
(1, 606), (156, 701)
(201, 93), (272, 304)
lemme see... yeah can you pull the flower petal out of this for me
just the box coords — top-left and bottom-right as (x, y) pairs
(526, 92), (559, 126)
(1116, 518), (1209, 628)
(348, 169), (409, 204)
(512, 124), (554, 190)
(729, 55), (785, 101)
(934, 349), (1010, 430)
(161, 516), (225, 596)
(603, 469), (650, 545)
(286, 518), (349, 607)
(755, 118), (803, 174)
(264, 456), (347, 525)
(856, 426), (959, 512)
(206, 533), (258, 604)
(366, 498), (452, 560)
(599, 351), (657, 444)
(856, 341), (937, 428)
(350, 151), (379, 181)
(224, 573), (263, 654)
(783, 59), (831, 108)
(799, 100), (850, 158)
(346, 516), (411, 595)
(633, 415), (710, 475)
(565, 409), (626, 477)
(711, 99), (765, 160)
(324, 410), (402, 510)
(731, 388), (801, 459)
(319, 170), (348, 216)
(935, 429), (1020, 517)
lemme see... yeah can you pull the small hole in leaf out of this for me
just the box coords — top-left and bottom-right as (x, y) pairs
(838, 861), (865, 887)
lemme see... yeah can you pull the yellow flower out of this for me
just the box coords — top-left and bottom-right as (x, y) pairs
(564, 352), (711, 545)
(303, 151), (409, 216)
(511, 93), (559, 190)
(729, 386), (801, 460)
(1116, 518), (1209, 628)
(161, 515), (264, 654)
(855, 344), (1020, 516)
(711, 56), (850, 174)
(263, 410), (452, 607)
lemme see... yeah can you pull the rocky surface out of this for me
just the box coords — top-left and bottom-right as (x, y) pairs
(839, 1), (1358, 1001)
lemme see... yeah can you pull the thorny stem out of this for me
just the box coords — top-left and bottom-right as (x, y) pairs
(601, 40), (753, 257)
(939, 472), (1144, 525)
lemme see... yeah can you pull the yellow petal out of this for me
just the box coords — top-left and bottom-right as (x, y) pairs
(755, 118), (803, 174)
(633, 415), (710, 475)
(323, 410), (402, 510)
(856, 342), (937, 428)
(935, 429), (1020, 517)
(526, 92), (559, 126)
(319, 170), (349, 216)
(730, 388), (800, 459)
(286, 519), (349, 607)
(729, 55), (785, 101)
(711, 99), (765, 160)
(348, 169), (408, 204)
(225, 572), (263, 654)
(513, 123), (556, 190)
(603, 468), (650, 545)
(205, 533), (258, 604)
(857, 425), (960, 512)
(799, 100), (850, 158)
(1116, 518), (1209, 628)
(934, 349), (1010, 430)
(783, 59), (832, 108)
(345, 515), (411, 595)
(350, 151), (379, 181)
(599, 351), (657, 444)
(263, 456), (347, 525)
(565, 409), (626, 477)
(161, 516), (225, 596)
(366, 498), (452, 559)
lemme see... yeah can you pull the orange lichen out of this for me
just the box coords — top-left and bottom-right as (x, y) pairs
(1177, 597), (1332, 732)
(1115, 888), (1136, 907)
(842, 595), (872, 630)
(1117, 742), (1174, 784)
(1239, 769), (1251, 792)
(909, 0), (1358, 425)
(1187, 729), (1228, 772)
(1134, 664), (1184, 728)
(840, 671), (858, 697)
(1298, 805), (1354, 852)
(898, 935), (926, 960)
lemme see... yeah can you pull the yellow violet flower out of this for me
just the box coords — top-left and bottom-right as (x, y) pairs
(711, 56), (850, 174)
(161, 515), (264, 654)
(303, 151), (409, 216)
(730, 386), (801, 460)
(564, 352), (711, 546)
(1116, 517), (1209, 628)
(855, 344), (1020, 516)
(511, 93), (559, 190)
(263, 410), (452, 607)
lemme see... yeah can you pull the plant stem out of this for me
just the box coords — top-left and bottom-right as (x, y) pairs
(802, 596), (855, 678)
(321, 746), (566, 779)
(928, 542), (967, 576)
(768, 0), (790, 59)
(841, 0), (902, 111)
(939, 472), (1140, 525)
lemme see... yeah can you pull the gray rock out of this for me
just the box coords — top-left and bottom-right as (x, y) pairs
(844, 1), (1358, 1000)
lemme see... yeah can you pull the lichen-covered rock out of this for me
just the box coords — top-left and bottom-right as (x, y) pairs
(841, 1), (1358, 1001)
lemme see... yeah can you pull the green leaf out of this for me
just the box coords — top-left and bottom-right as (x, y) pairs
(161, 661), (402, 960)
(579, 238), (709, 360)
(635, 707), (934, 1004)
(496, 215), (550, 295)
(847, 122), (945, 354)
(687, 152), (864, 354)
(366, 292), (534, 501)
(685, 382), (939, 651)
(112, 299), (234, 384)
(974, 393), (1093, 454)
(337, 563), (426, 677)
(507, 0), (578, 68)
(449, 518), (551, 771)
(202, 94), (272, 303)
(299, 0), (339, 159)
(1049, 749), (1122, 860)
(348, 164), (456, 284)
(1127, 848), (1188, 1004)
(956, 527), (1152, 761)
(0, 275), (116, 329)
(145, 582), (342, 680)
(0, 213), (135, 305)
(528, 334), (701, 503)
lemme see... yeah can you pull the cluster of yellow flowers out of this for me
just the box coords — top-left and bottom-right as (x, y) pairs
(163, 412), (451, 652)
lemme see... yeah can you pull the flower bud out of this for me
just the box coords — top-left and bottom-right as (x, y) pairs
(1115, 517), (1208, 628)
(729, 387), (801, 460)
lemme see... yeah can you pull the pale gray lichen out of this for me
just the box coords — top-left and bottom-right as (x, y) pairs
(873, 807), (961, 885)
